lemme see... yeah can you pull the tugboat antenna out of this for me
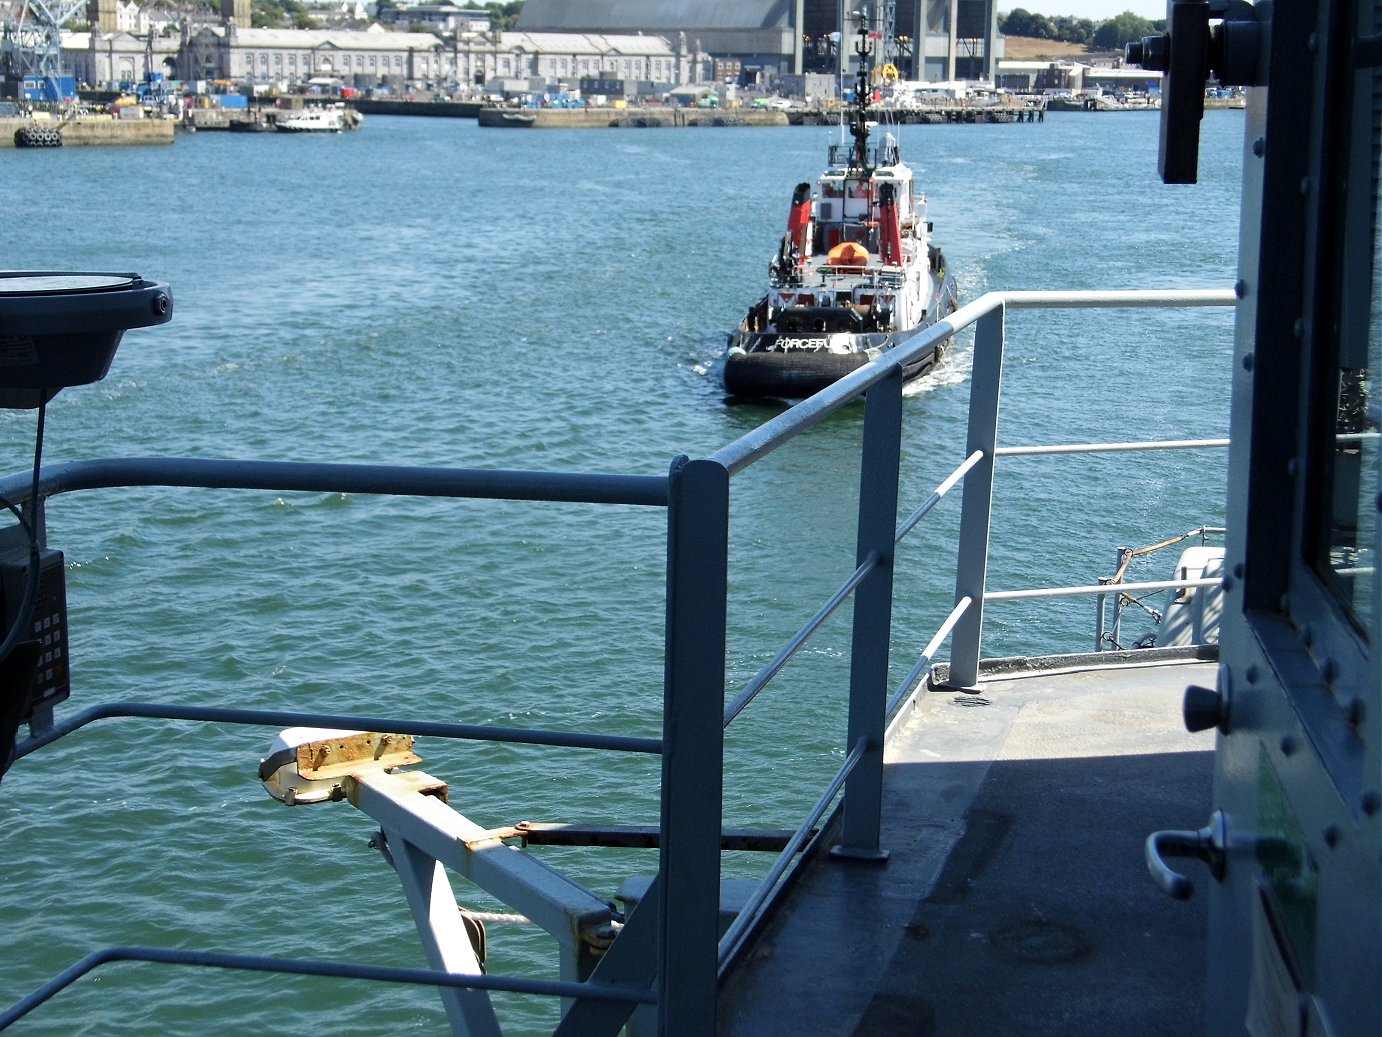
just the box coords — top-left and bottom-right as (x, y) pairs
(850, 11), (874, 175)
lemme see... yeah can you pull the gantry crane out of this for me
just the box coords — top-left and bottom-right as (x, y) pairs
(1, 0), (86, 89)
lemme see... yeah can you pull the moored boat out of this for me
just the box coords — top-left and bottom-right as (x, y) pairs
(275, 105), (358, 133)
(227, 115), (273, 132)
(722, 18), (958, 400)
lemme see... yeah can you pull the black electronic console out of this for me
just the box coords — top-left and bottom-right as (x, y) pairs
(0, 271), (172, 408)
(0, 546), (69, 720)
(0, 271), (171, 778)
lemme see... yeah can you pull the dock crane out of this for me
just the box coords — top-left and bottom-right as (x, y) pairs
(0, 0), (86, 98)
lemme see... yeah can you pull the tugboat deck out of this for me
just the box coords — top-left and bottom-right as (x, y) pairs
(719, 653), (1215, 1037)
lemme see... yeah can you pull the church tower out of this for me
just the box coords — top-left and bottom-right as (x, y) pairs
(88, 0), (118, 34)
(221, 0), (251, 29)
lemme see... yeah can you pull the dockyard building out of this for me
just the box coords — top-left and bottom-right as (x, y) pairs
(62, 20), (683, 95)
(374, 5), (488, 34)
(38, 0), (1003, 99)
(993, 60), (1162, 97)
(66, 30), (180, 87)
(105, 0), (147, 33)
(183, 24), (461, 87)
(300, 2), (372, 29)
(515, 0), (1001, 83)
(53, 0), (689, 95)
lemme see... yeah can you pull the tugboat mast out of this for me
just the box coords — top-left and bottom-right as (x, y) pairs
(849, 12), (874, 174)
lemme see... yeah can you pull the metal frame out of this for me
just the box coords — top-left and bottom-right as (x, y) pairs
(1, 287), (1235, 1036)
(1208, 0), (1382, 1031)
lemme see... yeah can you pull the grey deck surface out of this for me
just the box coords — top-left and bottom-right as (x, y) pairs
(718, 654), (1216, 1037)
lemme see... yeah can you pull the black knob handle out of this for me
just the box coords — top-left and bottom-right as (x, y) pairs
(1126, 33), (1169, 71)
(1183, 684), (1224, 732)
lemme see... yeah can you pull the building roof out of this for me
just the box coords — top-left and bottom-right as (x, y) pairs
(228, 26), (447, 51)
(63, 29), (179, 49)
(1082, 66), (1162, 80)
(516, 0), (791, 31)
(995, 59), (1082, 71)
(382, 4), (469, 13)
(503, 32), (674, 56)
(181, 25), (674, 56)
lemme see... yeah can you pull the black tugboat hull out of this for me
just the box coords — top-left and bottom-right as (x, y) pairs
(722, 329), (944, 400)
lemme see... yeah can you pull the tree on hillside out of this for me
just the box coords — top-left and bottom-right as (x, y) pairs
(1050, 15), (1097, 45)
(484, 1), (523, 30)
(250, 0), (317, 28)
(1092, 11), (1154, 49)
(1000, 8), (1057, 38)
(999, 8), (1164, 47)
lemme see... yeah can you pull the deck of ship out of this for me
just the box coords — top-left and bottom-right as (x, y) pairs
(719, 650), (1216, 1037)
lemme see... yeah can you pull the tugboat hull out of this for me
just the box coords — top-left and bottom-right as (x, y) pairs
(723, 329), (945, 400)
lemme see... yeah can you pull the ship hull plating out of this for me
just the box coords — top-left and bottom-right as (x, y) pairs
(723, 327), (946, 400)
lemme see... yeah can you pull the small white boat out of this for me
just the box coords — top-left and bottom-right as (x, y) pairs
(275, 107), (347, 133)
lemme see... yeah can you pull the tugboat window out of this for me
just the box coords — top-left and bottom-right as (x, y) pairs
(1308, 11), (1380, 639)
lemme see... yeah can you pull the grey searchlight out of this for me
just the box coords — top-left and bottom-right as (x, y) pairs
(0, 272), (173, 408)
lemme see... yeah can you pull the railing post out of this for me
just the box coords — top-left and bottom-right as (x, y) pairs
(658, 455), (728, 1036)
(833, 365), (903, 861)
(1110, 548), (1129, 649)
(948, 304), (1006, 688)
(1096, 578), (1110, 651)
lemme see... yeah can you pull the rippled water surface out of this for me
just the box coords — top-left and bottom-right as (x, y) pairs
(1, 109), (1244, 1034)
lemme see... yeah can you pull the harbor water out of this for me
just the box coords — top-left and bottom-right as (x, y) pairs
(1, 110), (1243, 1034)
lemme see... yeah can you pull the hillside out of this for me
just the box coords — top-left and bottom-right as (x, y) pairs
(1002, 35), (1104, 60)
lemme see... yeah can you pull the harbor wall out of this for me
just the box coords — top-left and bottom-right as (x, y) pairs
(352, 98), (482, 119)
(794, 106), (1044, 124)
(475, 105), (1042, 128)
(476, 106), (789, 128)
(1, 117), (174, 147)
(182, 97), (1047, 129)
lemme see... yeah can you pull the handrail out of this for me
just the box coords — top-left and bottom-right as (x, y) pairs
(887, 596), (974, 717)
(715, 737), (868, 973)
(896, 449), (983, 544)
(986, 577), (1223, 603)
(750, 282), (1230, 962)
(0, 287), (1240, 1037)
(13, 702), (663, 765)
(997, 438), (1230, 456)
(722, 550), (881, 726)
(0, 455), (678, 1031)
(709, 289), (1236, 476)
(0, 456), (670, 509)
(999, 288), (1238, 309)
(709, 320), (957, 475)
(0, 946), (656, 1031)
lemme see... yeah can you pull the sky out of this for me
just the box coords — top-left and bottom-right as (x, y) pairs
(1002, 0), (1168, 22)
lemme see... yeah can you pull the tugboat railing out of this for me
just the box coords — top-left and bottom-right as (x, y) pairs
(0, 287), (1237, 1036)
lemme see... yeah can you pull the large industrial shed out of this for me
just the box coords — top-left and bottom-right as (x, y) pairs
(516, 0), (799, 69)
(515, 0), (1000, 81)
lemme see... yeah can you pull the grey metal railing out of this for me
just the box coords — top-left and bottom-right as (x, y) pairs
(708, 289), (1237, 974)
(0, 287), (1237, 1036)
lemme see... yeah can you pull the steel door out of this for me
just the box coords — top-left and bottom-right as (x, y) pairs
(1194, 1), (1382, 1033)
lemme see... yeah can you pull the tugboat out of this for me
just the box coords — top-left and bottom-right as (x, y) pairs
(722, 18), (958, 400)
